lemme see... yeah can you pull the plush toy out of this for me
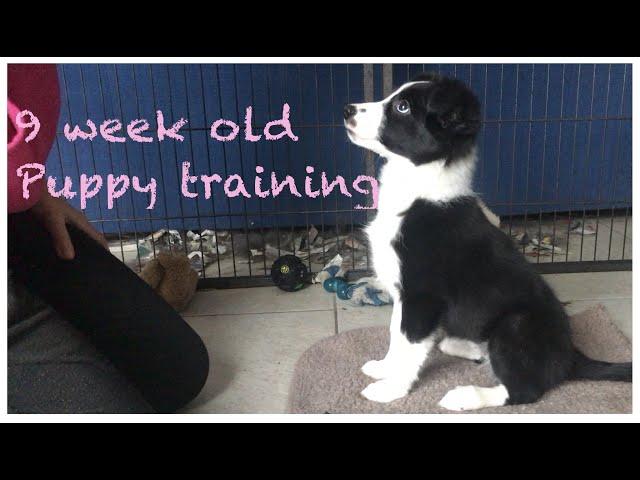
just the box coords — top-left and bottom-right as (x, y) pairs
(139, 252), (199, 312)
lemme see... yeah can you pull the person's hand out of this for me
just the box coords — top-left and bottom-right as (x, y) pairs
(31, 189), (109, 260)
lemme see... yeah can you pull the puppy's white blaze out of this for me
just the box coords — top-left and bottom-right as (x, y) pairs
(347, 81), (431, 146)
(381, 81), (432, 104)
(438, 385), (509, 411)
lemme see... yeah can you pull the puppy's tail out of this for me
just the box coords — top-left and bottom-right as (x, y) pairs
(570, 350), (632, 382)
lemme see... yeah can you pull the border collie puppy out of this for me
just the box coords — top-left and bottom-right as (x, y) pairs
(343, 73), (632, 411)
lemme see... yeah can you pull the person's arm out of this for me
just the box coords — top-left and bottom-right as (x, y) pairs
(8, 64), (107, 259)
(30, 186), (108, 259)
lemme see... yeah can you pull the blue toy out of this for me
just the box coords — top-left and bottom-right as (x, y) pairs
(318, 255), (392, 307)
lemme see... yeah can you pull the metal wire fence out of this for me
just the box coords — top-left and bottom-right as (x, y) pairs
(48, 63), (632, 288)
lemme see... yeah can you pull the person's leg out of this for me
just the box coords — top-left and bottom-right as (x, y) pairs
(8, 297), (155, 414)
(8, 212), (210, 413)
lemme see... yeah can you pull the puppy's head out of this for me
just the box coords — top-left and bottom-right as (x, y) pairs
(343, 73), (481, 165)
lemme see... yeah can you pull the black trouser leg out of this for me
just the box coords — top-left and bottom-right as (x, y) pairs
(8, 212), (210, 413)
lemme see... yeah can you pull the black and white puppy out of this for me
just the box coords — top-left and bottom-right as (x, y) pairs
(344, 73), (631, 410)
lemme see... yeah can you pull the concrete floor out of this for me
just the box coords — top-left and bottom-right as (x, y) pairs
(180, 270), (632, 414)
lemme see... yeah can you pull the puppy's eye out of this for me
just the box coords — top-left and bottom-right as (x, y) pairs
(394, 99), (410, 114)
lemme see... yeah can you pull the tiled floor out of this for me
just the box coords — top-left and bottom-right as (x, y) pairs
(180, 271), (632, 414)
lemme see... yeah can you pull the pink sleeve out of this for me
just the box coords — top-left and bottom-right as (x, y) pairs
(7, 64), (61, 213)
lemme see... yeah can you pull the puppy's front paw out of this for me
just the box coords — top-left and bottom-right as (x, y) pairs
(361, 379), (409, 403)
(361, 360), (389, 380)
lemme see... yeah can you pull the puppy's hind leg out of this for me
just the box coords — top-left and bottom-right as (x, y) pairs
(439, 384), (509, 411)
(441, 311), (564, 411)
(438, 337), (486, 363)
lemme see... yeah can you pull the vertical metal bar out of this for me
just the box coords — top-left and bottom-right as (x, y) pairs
(213, 65), (238, 277)
(363, 63), (376, 233)
(59, 66), (124, 265)
(197, 65), (222, 277)
(113, 65), (145, 271)
(382, 64), (393, 97)
(536, 64), (551, 264)
(247, 64), (268, 275)
(551, 64), (566, 263)
(592, 64), (612, 261)
(75, 66), (107, 241)
(297, 64), (313, 272)
(231, 64), (254, 277)
(364, 64), (376, 272)
(265, 65), (282, 262)
(148, 64), (181, 259)
(281, 65), (297, 269)
(346, 64), (357, 271)
(267, 65), (282, 256)
(621, 206), (629, 260)
(522, 64), (536, 255)
(95, 65), (141, 269)
(480, 65), (488, 202)
(565, 64), (583, 261)
(329, 64), (341, 262)
(313, 64), (327, 265)
(608, 64), (628, 260)
(164, 65), (191, 259)
(493, 65), (504, 204)
(507, 65), (521, 239)
(130, 65), (164, 261)
(180, 65), (209, 276)
(578, 65), (598, 261)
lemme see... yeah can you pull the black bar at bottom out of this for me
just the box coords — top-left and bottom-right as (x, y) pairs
(531, 260), (631, 274)
(196, 260), (631, 290)
(347, 261), (632, 280)
(197, 276), (274, 290)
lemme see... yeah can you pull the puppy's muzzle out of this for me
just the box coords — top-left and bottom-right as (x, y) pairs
(343, 104), (357, 121)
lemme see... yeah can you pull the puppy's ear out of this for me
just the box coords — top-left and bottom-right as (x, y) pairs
(437, 106), (480, 135)
(429, 80), (481, 137)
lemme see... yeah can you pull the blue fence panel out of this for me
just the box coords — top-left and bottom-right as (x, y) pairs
(48, 63), (631, 234)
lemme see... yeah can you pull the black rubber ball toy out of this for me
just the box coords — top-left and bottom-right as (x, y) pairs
(271, 255), (309, 292)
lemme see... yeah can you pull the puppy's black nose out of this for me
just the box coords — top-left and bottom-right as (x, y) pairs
(343, 104), (357, 120)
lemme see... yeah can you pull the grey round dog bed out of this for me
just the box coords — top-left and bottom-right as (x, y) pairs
(288, 305), (632, 414)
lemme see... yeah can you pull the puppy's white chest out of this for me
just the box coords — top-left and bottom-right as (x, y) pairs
(365, 188), (409, 298)
(366, 213), (403, 298)
(364, 155), (475, 297)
